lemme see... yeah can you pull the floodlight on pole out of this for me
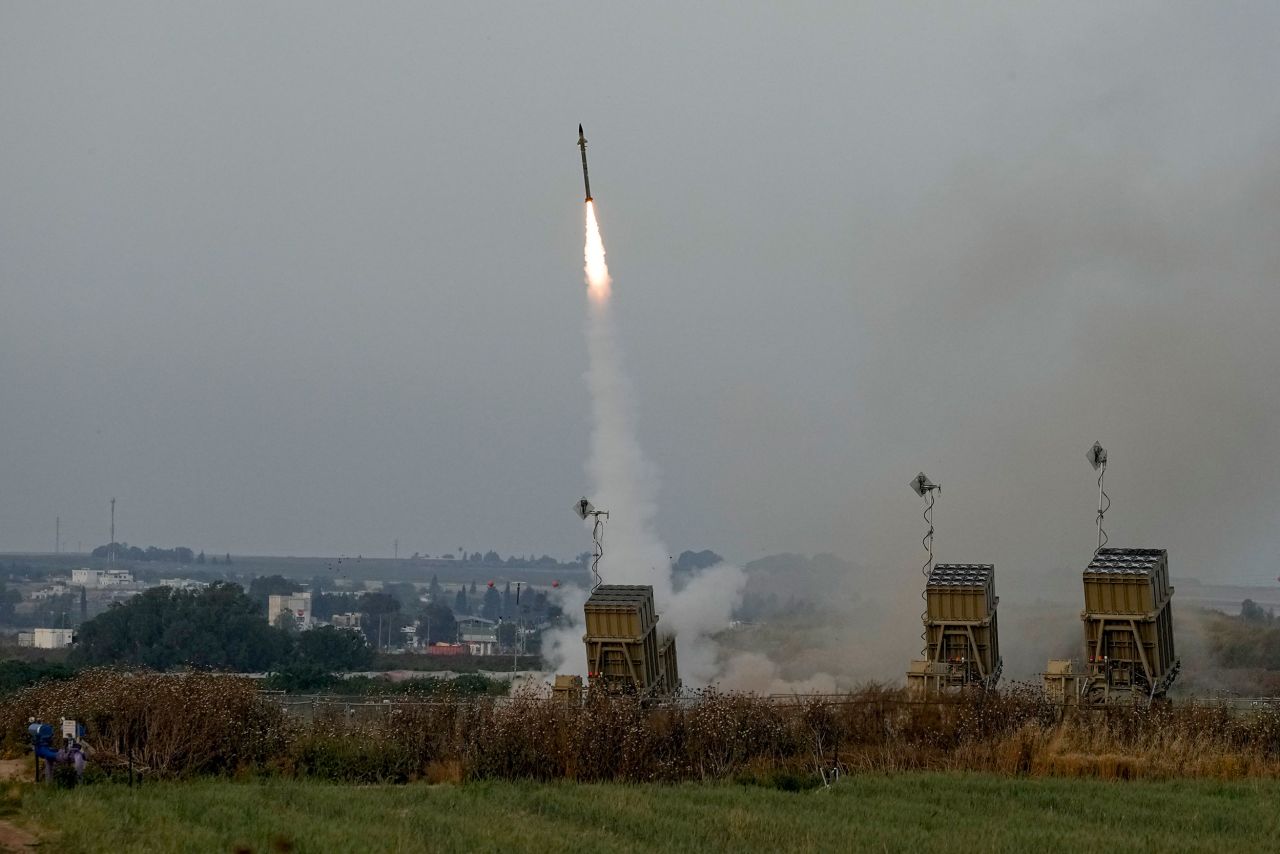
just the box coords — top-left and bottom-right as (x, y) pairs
(910, 472), (940, 658)
(573, 497), (610, 590)
(1086, 442), (1109, 553)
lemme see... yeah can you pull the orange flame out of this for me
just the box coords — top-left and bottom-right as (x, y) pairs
(584, 201), (611, 302)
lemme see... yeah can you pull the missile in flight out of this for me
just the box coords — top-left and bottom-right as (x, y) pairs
(577, 124), (592, 202)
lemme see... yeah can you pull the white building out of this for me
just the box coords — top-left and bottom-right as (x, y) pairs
(461, 625), (498, 656)
(71, 568), (135, 589)
(17, 628), (76, 649)
(156, 578), (208, 592)
(330, 612), (362, 629)
(268, 592), (313, 630)
(30, 581), (72, 601)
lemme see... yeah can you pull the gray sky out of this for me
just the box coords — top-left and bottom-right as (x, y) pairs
(2, 3), (1277, 584)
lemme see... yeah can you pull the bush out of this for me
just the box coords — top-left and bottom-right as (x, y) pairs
(7, 673), (1280, 783)
(0, 660), (77, 694)
(263, 665), (339, 693)
(0, 670), (291, 777)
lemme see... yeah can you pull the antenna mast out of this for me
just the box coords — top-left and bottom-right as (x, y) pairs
(1086, 442), (1109, 553)
(109, 498), (116, 563)
(910, 472), (941, 658)
(573, 497), (610, 591)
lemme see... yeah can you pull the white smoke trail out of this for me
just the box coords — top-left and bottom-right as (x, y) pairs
(545, 202), (748, 686)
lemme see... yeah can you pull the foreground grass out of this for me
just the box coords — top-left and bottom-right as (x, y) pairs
(17, 773), (1280, 853)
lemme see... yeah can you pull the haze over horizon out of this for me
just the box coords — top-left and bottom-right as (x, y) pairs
(3, 4), (1278, 587)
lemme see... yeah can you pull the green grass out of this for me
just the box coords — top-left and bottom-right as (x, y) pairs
(16, 773), (1280, 853)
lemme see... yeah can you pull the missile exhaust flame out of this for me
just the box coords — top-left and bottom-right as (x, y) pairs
(584, 201), (610, 302)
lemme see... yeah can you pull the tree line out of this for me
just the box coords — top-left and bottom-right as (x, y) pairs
(73, 584), (371, 672)
(413, 549), (588, 568)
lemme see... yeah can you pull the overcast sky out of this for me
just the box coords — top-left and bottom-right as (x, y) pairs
(2, 3), (1277, 585)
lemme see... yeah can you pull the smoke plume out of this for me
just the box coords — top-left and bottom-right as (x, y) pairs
(542, 202), (749, 686)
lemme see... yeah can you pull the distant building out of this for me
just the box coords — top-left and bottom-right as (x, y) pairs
(17, 628), (75, 649)
(456, 616), (498, 654)
(456, 616), (496, 632)
(155, 578), (208, 592)
(461, 626), (498, 656)
(330, 612), (362, 629)
(267, 592), (313, 630)
(71, 568), (135, 589)
(30, 581), (72, 601)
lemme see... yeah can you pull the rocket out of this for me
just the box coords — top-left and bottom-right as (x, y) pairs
(577, 124), (592, 202)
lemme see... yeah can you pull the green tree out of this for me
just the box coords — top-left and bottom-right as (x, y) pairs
(358, 592), (400, 648)
(0, 583), (21, 621)
(295, 625), (372, 670)
(419, 602), (457, 645)
(383, 583), (419, 612)
(1242, 599), (1270, 623)
(249, 575), (298, 608)
(0, 661), (77, 693)
(358, 592), (401, 617)
(72, 583), (292, 671)
(273, 609), (301, 634)
(312, 591), (356, 622)
(20, 592), (76, 630)
(480, 586), (501, 621)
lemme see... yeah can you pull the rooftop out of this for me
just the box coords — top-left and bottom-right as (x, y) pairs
(1086, 548), (1167, 575)
(926, 564), (994, 588)
(585, 585), (655, 608)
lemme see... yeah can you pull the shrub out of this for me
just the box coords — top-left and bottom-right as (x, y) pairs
(0, 670), (291, 777)
(8, 673), (1280, 783)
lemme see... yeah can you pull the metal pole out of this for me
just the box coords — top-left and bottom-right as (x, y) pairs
(920, 490), (936, 659)
(1097, 468), (1104, 551)
(1095, 463), (1109, 553)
